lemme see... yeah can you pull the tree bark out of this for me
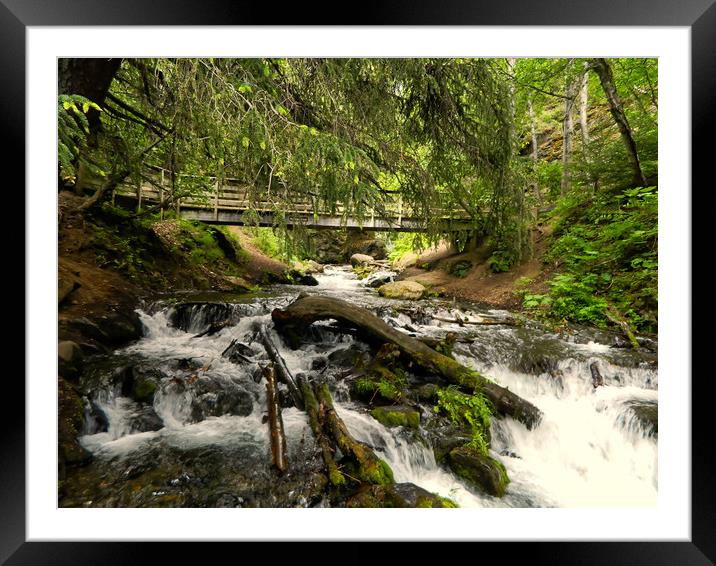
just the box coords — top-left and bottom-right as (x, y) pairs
(262, 364), (288, 474)
(58, 58), (122, 132)
(271, 296), (543, 429)
(259, 325), (304, 410)
(590, 58), (648, 188)
(527, 96), (544, 206)
(560, 60), (576, 197)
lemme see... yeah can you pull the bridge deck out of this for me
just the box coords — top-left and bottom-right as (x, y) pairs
(111, 167), (475, 232)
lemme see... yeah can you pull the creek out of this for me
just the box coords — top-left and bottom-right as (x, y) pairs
(61, 266), (658, 508)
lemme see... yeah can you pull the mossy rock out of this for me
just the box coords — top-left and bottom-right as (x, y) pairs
(132, 377), (158, 404)
(370, 405), (420, 429)
(448, 446), (509, 497)
(346, 483), (458, 508)
(58, 377), (91, 472)
(377, 281), (426, 300)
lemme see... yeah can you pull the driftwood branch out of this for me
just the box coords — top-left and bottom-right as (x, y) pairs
(262, 364), (288, 474)
(259, 324), (304, 410)
(272, 295), (542, 429)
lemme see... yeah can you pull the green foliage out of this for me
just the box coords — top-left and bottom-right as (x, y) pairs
(534, 161), (562, 199)
(487, 250), (515, 273)
(388, 232), (430, 263)
(434, 386), (492, 456)
(449, 260), (472, 278)
(539, 186), (657, 330)
(57, 94), (103, 182)
(249, 227), (282, 259)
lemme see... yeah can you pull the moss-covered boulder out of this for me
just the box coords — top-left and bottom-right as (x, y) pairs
(118, 366), (161, 405)
(377, 281), (426, 300)
(346, 483), (458, 508)
(58, 377), (91, 475)
(370, 405), (420, 429)
(448, 446), (509, 497)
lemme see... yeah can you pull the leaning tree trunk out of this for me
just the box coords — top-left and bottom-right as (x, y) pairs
(271, 295), (542, 429)
(590, 58), (648, 188)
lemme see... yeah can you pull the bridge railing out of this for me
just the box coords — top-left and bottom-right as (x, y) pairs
(114, 165), (473, 223)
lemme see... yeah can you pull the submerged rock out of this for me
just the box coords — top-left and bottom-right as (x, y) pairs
(377, 281), (426, 300)
(620, 400), (658, 437)
(447, 446), (509, 497)
(362, 270), (395, 288)
(370, 405), (420, 429)
(190, 379), (254, 420)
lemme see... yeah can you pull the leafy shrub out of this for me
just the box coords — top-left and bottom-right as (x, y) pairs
(487, 250), (514, 273)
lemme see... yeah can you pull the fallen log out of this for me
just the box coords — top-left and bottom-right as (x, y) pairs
(272, 296), (542, 429)
(606, 304), (640, 350)
(259, 324), (304, 411)
(298, 375), (345, 486)
(263, 364), (288, 474)
(314, 382), (394, 486)
(431, 315), (520, 327)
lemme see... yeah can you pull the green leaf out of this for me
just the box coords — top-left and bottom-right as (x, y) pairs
(241, 136), (250, 148)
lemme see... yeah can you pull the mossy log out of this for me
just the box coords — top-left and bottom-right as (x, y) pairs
(272, 296), (542, 429)
(314, 383), (394, 486)
(262, 364), (288, 474)
(259, 324), (304, 410)
(298, 375), (345, 486)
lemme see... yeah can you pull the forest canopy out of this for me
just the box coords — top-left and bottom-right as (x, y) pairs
(58, 57), (657, 330)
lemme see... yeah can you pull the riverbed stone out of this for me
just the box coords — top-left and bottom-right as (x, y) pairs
(288, 269), (319, 286)
(58, 340), (84, 381)
(346, 483), (457, 508)
(362, 270), (395, 288)
(58, 377), (91, 474)
(370, 405), (420, 429)
(377, 281), (426, 300)
(448, 446), (509, 497)
(350, 253), (375, 267)
(623, 400), (658, 437)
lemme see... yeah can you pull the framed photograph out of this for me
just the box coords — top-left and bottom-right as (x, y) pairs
(10, 0), (711, 562)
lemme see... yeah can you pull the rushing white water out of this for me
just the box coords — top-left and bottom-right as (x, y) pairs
(78, 264), (657, 508)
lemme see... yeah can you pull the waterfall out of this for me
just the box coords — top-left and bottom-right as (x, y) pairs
(71, 266), (657, 508)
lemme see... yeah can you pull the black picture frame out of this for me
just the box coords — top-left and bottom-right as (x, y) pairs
(7, 0), (711, 563)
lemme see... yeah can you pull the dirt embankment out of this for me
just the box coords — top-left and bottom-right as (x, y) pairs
(58, 192), (288, 329)
(395, 227), (554, 311)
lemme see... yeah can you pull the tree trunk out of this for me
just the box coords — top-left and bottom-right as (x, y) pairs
(560, 60), (576, 197)
(58, 58), (122, 132)
(271, 295), (543, 429)
(577, 65), (599, 193)
(590, 58), (648, 188)
(262, 364), (288, 474)
(527, 95), (543, 206)
(59, 58), (122, 194)
(578, 68), (590, 149)
(259, 325), (304, 410)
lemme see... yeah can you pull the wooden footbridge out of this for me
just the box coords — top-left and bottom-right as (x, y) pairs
(112, 166), (475, 232)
